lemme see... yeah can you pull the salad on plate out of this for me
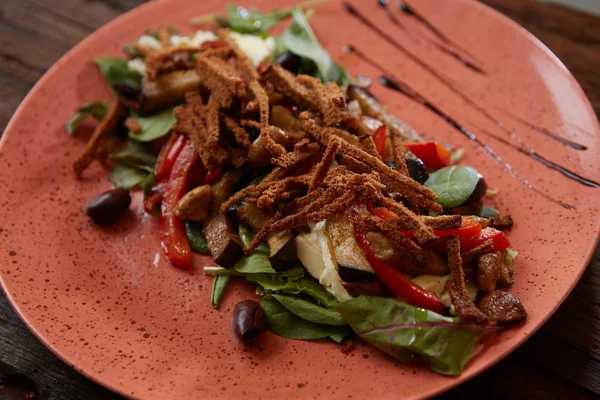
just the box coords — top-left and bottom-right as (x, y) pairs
(67, 1), (525, 376)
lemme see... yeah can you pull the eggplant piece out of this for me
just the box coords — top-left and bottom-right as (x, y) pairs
(343, 281), (386, 297)
(236, 201), (274, 233)
(327, 214), (376, 283)
(203, 171), (243, 268)
(247, 128), (294, 166)
(348, 86), (423, 142)
(139, 70), (201, 115)
(267, 230), (297, 271)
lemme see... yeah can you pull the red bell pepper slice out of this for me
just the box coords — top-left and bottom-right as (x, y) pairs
(405, 141), (451, 169)
(143, 182), (166, 213)
(201, 166), (223, 185)
(354, 230), (444, 314)
(460, 227), (510, 253)
(372, 125), (387, 159)
(160, 139), (197, 269)
(154, 133), (187, 182)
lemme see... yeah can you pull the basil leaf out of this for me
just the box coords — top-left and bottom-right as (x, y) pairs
(109, 142), (157, 167)
(108, 163), (153, 189)
(128, 108), (176, 142)
(277, 8), (349, 85)
(262, 294), (352, 340)
(267, 294), (346, 326)
(185, 221), (211, 255)
(425, 165), (480, 208)
(64, 101), (109, 135)
(478, 206), (499, 218)
(234, 225), (277, 274)
(94, 57), (142, 91)
(211, 275), (232, 309)
(224, 4), (291, 33)
(337, 296), (500, 375)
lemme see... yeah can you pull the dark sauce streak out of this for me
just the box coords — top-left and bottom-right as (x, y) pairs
(376, 0), (485, 74)
(498, 109), (588, 150)
(345, 44), (575, 210)
(481, 130), (599, 188)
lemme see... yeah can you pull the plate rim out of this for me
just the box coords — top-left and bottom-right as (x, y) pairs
(1, 0), (599, 398)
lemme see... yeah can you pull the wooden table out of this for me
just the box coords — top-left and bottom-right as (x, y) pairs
(1, 0), (599, 398)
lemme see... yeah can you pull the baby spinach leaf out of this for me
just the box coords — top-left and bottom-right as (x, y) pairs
(267, 295), (347, 326)
(64, 101), (109, 135)
(277, 8), (349, 85)
(425, 165), (480, 208)
(223, 4), (292, 33)
(235, 225), (277, 274)
(185, 221), (211, 255)
(94, 57), (142, 92)
(108, 163), (153, 189)
(211, 275), (232, 309)
(128, 108), (176, 142)
(262, 294), (352, 340)
(246, 275), (338, 309)
(109, 142), (157, 167)
(337, 296), (500, 375)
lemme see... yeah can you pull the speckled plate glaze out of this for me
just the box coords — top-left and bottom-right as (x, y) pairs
(1, 0), (599, 398)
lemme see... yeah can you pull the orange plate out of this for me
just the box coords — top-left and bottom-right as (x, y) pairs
(1, 0), (599, 399)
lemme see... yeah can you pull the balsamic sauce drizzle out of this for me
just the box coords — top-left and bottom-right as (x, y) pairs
(345, 44), (576, 210)
(378, 0), (485, 74)
(479, 129), (600, 188)
(345, 1), (589, 152)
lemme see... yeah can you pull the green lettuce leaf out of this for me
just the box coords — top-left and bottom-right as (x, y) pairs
(266, 295), (346, 325)
(276, 8), (349, 85)
(94, 57), (142, 92)
(185, 221), (211, 255)
(222, 4), (292, 33)
(128, 108), (176, 142)
(108, 163), (153, 189)
(234, 225), (277, 274)
(64, 101), (109, 135)
(109, 142), (157, 167)
(211, 275), (232, 309)
(337, 296), (500, 375)
(262, 294), (352, 340)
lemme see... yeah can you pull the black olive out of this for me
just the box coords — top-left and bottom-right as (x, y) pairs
(405, 158), (429, 184)
(464, 175), (488, 205)
(85, 188), (131, 226)
(275, 51), (302, 74)
(232, 300), (265, 343)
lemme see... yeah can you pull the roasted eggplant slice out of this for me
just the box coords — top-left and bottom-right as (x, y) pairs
(139, 70), (201, 115)
(267, 230), (297, 271)
(327, 214), (375, 283)
(203, 171), (243, 268)
(236, 201), (274, 233)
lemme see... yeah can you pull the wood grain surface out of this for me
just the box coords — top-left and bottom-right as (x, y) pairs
(1, 0), (599, 398)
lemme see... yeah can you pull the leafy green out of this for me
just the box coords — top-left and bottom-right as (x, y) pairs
(276, 8), (349, 86)
(246, 274), (339, 309)
(108, 163), (153, 189)
(337, 296), (499, 375)
(234, 225), (277, 274)
(425, 166), (480, 208)
(505, 248), (518, 265)
(267, 295), (346, 325)
(128, 108), (176, 142)
(221, 4), (292, 33)
(185, 221), (211, 255)
(478, 206), (499, 218)
(64, 101), (109, 135)
(262, 294), (352, 340)
(109, 142), (157, 167)
(94, 57), (142, 92)
(211, 275), (232, 309)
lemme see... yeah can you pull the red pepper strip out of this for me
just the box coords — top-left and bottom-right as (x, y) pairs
(155, 133), (187, 182)
(201, 166), (223, 185)
(160, 139), (196, 269)
(143, 183), (166, 213)
(200, 40), (226, 49)
(354, 230), (445, 314)
(405, 141), (451, 169)
(372, 125), (387, 159)
(460, 227), (510, 253)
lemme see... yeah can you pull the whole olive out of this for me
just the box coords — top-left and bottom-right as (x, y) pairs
(232, 300), (265, 343)
(464, 175), (488, 205)
(275, 51), (302, 74)
(85, 188), (131, 226)
(405, 158), (429, 184)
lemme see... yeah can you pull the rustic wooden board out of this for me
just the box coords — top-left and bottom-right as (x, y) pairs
(0, 0), (599, 398)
